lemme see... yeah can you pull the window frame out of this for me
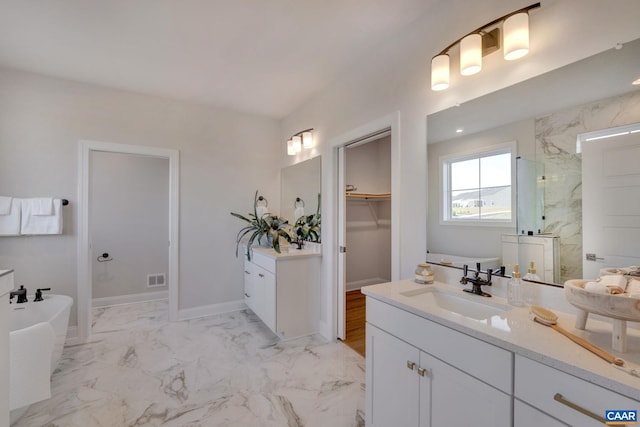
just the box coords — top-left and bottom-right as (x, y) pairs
(439, 141), (517, 227)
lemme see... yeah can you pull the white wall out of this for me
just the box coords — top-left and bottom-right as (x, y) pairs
(0, 68), (281, 326)
(280, 0), (640, 338)
(427, 119), (535, 258)
(91, 152), (169, 300)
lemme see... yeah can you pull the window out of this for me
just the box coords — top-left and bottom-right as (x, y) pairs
(441, 144), (514, 225)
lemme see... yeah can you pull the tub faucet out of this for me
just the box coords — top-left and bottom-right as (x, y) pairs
(9, 285), (28, 304)
(460, 263), (492, 297)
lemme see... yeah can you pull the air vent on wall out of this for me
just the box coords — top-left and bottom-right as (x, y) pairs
(147, 273), (166, 288)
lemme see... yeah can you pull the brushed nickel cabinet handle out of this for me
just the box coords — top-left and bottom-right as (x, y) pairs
(407, 360), (416, 370)
(258, 273), (265, 278)
(553, 393), (605, 424)
(244, 293), (250, 298)
(417, 367), (427, 377)
(244, 270), (250, 275)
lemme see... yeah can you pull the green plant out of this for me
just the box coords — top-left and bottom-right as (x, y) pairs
(231, 190), (291, 260)
(293, 193), (321, 243)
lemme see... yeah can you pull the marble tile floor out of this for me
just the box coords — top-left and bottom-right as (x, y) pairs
(14, 300), (365, 427)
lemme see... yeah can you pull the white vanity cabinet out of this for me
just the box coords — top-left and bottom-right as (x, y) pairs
(514, 355), (639, 427)
(243, 249), (320, 340)
(366, 297), (512, 427)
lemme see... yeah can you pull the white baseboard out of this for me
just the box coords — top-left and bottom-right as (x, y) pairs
(346, 277), (389, 291)
(92, 290), (168, 308)
(178, 299), (246, 321)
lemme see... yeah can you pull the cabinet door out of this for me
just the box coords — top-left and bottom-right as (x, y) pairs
(366, 324), (420, 427)
(514, 400), (569, 427)
(243, 261), (276, 332)
(243, 261), (257, 313)
(420, 351), (511, 427)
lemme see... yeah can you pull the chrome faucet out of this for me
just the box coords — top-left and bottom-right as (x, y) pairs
(460, 263), (493, 297)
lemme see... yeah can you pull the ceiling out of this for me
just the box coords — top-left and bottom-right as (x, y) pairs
(0, 1), (438, 119)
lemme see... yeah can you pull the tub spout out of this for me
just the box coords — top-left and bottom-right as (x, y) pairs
(9, 285), (28, 304)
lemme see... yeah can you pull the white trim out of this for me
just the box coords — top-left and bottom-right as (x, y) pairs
(178, 299), (246, 321)
(92, 290), (168, 308)
(576, 122), (640, 153)
(323, 111), (401, 341)
(77, 140), (180, 341)
(439, 141), (516, 228)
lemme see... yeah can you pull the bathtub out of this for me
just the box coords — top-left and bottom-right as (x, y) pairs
(426, 252), (502, 271)
(9, 294), (73, 425)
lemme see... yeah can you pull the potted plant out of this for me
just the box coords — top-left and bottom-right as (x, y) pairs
(231, 190), (291, 260)
(292, 193), (321, 249)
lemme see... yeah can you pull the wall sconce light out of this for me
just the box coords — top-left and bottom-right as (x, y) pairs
(431, 2), (540, 91)
(287, 128), (314, 155)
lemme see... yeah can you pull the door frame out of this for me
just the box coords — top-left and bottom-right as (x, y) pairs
(77, 140), (180, 340)
(324, 111), (401, 340)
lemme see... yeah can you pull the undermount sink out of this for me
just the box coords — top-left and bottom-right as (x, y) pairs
(400, 287), (511, 320)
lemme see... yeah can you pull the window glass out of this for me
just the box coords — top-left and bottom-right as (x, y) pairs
(443, 148), (513, 223)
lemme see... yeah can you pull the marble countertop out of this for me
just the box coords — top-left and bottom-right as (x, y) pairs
(250, 245), (321, 260)
(362, 279), (640, 401)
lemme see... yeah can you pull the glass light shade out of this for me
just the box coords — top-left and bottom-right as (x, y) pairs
(287, 139), (296, 156)
(431, 54), (450, 91)
(503, 12), (529, 60)
(292, 135), (302, 153)
(460, 34), (482, 76)
(302, 131), (313, 148)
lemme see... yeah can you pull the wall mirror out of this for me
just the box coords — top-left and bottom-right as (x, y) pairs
(280, 156), (321, 224)
(427, 37), (640, 286)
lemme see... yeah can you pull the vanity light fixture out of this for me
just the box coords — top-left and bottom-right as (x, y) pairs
(287, 128), (314, 155)
(431, 2), (540, 91)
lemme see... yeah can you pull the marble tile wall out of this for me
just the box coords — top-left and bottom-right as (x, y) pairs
(14, 301), (365, 427)
(535, 89), (640, 282)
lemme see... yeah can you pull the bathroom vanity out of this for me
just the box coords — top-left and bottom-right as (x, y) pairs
(243, 246), (320, 340)
(363, 279), (640, 427)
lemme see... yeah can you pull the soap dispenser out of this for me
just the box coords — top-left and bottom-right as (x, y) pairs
(508, 264), (524, 307)
(524, 261), (541, 281)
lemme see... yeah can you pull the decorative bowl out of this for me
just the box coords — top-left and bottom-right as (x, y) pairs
(564, 279), (640, 322)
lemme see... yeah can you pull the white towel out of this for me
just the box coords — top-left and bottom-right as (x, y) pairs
(600, 274), (628, 288)
(31, 197), (53, 215)
(0, 198), (21, 236)
(0, 196), (12, 215)
(10, 322), (55, 410)
(626, 279), (640, 294)
(584, 281), (609, 294)
(20, 198), (63, 235)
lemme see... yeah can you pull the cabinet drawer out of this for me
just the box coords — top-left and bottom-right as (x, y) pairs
(251, 251), (276, 273)
(514, 399), (569, 427)
(515, 355), (639, 427)
(367, 297), (512, 393)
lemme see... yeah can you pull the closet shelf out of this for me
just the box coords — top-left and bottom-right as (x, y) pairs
(346, 192), (391, 201)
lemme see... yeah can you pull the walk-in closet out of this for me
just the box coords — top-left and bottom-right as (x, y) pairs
(342, 133), (391, 356)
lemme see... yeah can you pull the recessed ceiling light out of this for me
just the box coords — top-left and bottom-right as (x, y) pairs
(633, 77), (640, 85)
(456, 128), (464, 133)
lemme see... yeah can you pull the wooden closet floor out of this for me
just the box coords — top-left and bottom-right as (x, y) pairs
(342, 289), (366, 357)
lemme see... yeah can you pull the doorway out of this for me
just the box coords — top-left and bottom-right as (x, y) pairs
(580, 123), (640, 279)
(90, 152), (170, 308)
(77, 140), (179, 340)
(338, 130), (392, 356)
